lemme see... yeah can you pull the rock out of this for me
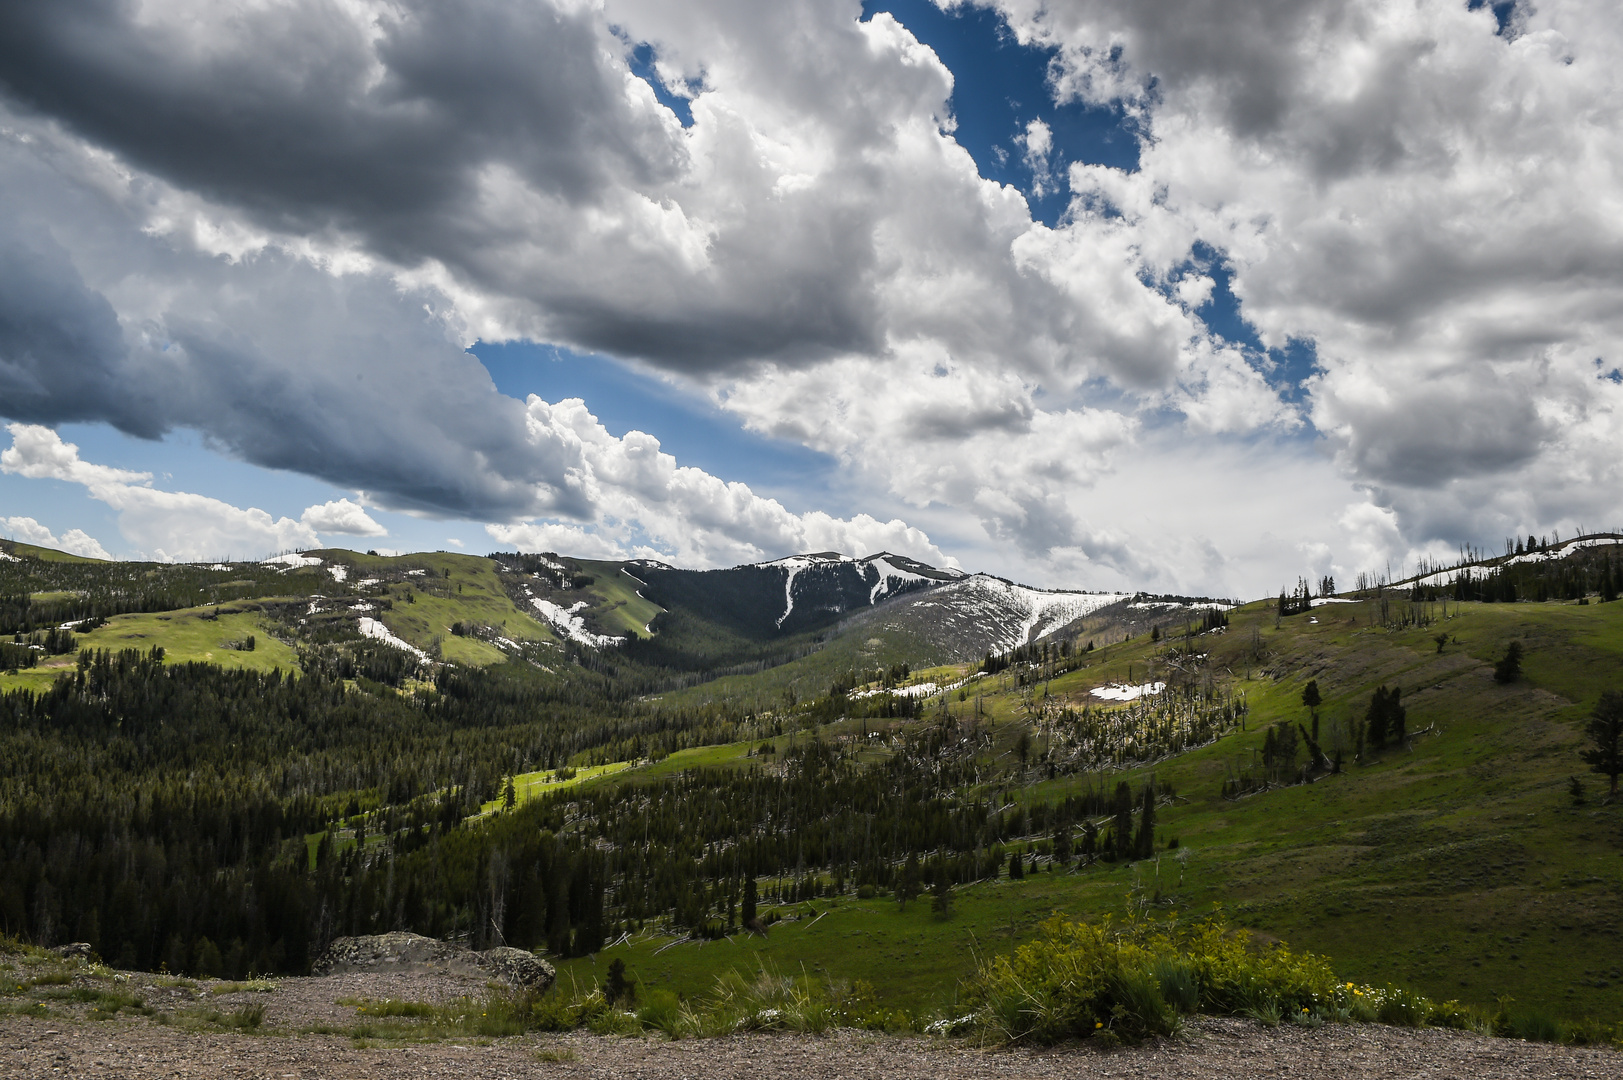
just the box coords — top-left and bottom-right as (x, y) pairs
(473, 946), (554, 994)
(50, 943), (93, 960)
(310, 932), (465, 975)
(311, 932), (553, 992)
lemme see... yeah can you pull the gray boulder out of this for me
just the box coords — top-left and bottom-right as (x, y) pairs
(475, 946), (555, 993)
(311, 932), (554, 993)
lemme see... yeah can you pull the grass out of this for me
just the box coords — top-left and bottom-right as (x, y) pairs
(209, 978), (278, 994)
(474, 761), (638, 815)
(4, 541), (103, 563)
(573, 560), (665, 639)
(0, 605), (299, 693)
(319, 549), (561, 665)
(545, 596), (1623, 1029)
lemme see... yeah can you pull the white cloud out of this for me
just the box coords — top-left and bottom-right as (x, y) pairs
(977, 0), (1623, 549)
(0, 0), (1616, 595)
(0, 423), (151, 487)
(1017, 117), (1054, 197)
(300, 498), (387, 537)
(0, 515), (112, 560)
(489, 396), (957, 568)
(2, 424), (319, 561)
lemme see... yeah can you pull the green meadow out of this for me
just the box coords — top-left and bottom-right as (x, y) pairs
(550, 596), (1623, 1022)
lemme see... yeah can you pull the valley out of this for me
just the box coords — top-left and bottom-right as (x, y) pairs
(0, 535), (1620, 1045)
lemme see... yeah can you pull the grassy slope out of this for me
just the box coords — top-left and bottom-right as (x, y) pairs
(0, 549), (564, 692)
(1, 607), (301, 693)
(556, 596), (1623, 1021)
(574, 561), (664, 640)
(2, 541), (104, 563)
(317, 549), (559, 666)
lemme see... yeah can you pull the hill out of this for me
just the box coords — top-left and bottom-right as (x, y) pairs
(0, 535), (1620, 1040)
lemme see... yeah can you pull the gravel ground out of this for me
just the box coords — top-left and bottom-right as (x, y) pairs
(2, 970), (1620, 1079)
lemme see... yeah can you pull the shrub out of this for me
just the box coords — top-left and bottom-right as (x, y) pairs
(1150, 956), (1200, 1014)
(965, 914), (1401, 1044)
(637, 989), (686, 1037)
(1507, 1009), (1563, 1044)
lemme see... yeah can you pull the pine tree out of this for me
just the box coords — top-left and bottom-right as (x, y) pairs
(930, 862), (953, 919)
(1494, 641), (1524, 684)
(1134, 782), (1157, 860)
(895, 852), (922, 908)
(742, 876), (758, 930)
(1302, 679), (1322, 741)
(1366, 686), (1391, 748)
(1580, 690), (1623, 798)
(1112, 781), (1133, 861)
(1053, 818), (1073, 866)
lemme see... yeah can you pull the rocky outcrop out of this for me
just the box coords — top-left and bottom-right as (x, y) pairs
(311, 932), (554, 993)
(476, 946), (555, 992)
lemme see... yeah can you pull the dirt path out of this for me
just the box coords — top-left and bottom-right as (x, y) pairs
(5, 1011), (1620, 1079)
(2, 964), (1617, 1078)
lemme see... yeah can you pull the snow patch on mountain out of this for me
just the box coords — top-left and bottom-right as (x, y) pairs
(773, 556), (820, 628)
(358, 616), (428, 661)
(862, 553), (938, 603)
(1090, 682), (1165, 702)
(891, 575), (1131, 656)
(262, 552), (322, 570)
(530, 597), (625, 648)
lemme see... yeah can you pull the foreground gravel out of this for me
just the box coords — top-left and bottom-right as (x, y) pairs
(2, 971), (1619, 1079)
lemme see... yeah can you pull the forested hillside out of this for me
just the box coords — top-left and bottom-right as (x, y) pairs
(0, 538), (1619, 1028)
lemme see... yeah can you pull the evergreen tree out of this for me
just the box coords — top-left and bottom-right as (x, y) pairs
(1494, 641), (1524, 684)
(1111, 781), (1134, 861)
(604, 957), (635, 1005)
(1009, 850), (1025, 880)
(1134, 782), (1157, 860)
(1301, 680), (1322, 740)
(1366, 686), (1391, 748)
(930, 862), (953, 919)
(1362, 686), (1406, 748)
(742, 877), (759, 930)
(1052, 818), (1073, 866)
(1580, 690), (1623, 798)
(895, 853), (922, 908)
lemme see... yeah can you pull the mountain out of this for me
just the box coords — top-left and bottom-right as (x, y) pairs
(0, 537), (1236, 696)
(5, 532), (1623, 1031)
(501, 548), (1234, 672)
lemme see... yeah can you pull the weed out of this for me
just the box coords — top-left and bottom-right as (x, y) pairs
(25, 971), (72, 987)
(636, 989), (686, 1038)
(209, 978), (277, 995)
(1150, 956), (1200, 1013)
(343, 997), (435, 1018)
(535, 1046), (579, 1062)
(1506, 1008), (1564, 1043)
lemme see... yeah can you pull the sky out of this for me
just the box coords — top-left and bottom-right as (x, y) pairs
(0, 0), (1620, 598)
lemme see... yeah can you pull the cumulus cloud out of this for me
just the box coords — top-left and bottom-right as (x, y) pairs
(0, 515), (111, 560)
(300, 499), (387, 537)
(489, 397), (956, 567)
(2, 424), (320, 560)
(0, 0), (1616, 593)
(978, 0), (1623, 546)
